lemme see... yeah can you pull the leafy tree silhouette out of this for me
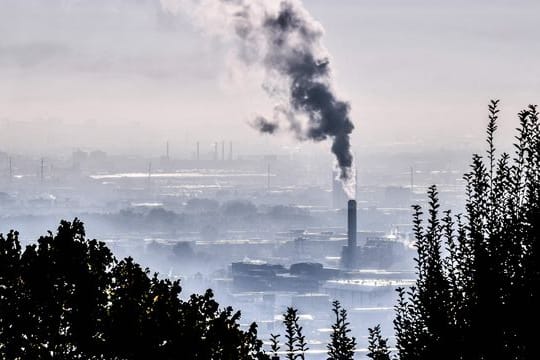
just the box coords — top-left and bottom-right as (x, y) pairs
(270, 333), (281, 359)
(0, 230), (24, 358)
(283, 307), (308, 360)
(394, 100), (540, 360)
(326, 300), (356, 360)
(367, 325), (390, 360)
(0, 219), (269, 359)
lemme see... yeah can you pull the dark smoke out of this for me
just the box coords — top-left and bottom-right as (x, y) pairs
(237, 1), (355, 182)
(162, 0), (356, 194)
(252, 116), (279, 134)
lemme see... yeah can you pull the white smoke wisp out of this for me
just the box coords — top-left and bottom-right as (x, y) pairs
(339, 163), (356, 200)
(161, 0), (356, 196)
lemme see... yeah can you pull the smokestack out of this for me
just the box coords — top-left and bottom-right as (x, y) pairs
(347, 199), (357, 249)
(341, 199), (357, 269)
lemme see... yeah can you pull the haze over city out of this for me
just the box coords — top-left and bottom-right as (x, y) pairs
(1, 1), (539, 359)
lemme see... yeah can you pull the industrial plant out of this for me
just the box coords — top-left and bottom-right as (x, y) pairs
(0, 144), (449, 356)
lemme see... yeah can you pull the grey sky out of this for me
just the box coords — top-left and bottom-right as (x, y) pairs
(1, 0), (539, 156)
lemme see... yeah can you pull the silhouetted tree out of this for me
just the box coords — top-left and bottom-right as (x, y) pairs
(0, 219), (269, 360)
(270, 333), (281, 358)
(294, 319), (309, 360)
(327, 300), (356, 360)
(283, 307), (297, 360)
(394, 100), (540, 360)
(0, 230), (24, 359)
(367, 325), (390, 360)
(283, 307), (307, 360)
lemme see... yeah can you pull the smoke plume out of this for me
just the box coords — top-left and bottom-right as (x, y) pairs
(252, 116), (279, 134)
(161, 0), (356, 198)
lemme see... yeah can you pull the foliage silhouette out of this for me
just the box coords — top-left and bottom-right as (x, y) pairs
(326, 300), (356, 360)
(394, 100), (540, 360)
(282, 307), (308, 360)
(366, 325), (390, 360)
(0, 219), (268, 359)
(270, 333), (281, 358)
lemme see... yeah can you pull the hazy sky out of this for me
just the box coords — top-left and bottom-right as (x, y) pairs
(1, 0), (539, 156)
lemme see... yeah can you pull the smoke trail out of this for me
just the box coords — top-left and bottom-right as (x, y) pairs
(252, 116), (279, 134)
(161, 0), (356, 198)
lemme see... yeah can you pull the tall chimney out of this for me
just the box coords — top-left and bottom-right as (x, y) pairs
(347, 199), (357, 249)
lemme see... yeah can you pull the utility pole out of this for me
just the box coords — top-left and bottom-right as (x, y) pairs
(410, 166), (414, 192)
(40, 158), (44, 183)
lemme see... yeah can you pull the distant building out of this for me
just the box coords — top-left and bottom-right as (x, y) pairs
(231, 261), (340, 293)
(72, 150), (88, 167)
(89, 150), (107, 162)
(341, 199), (411, 269)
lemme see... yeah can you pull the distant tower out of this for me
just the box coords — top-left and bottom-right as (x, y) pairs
(229, 141), (233, 161)
(347, 199), (357, 249)
(341, 199), (357, 269)
(166, 141), (170, 160)
(221, 141), (225, 161)
(40, 158), (44, 183)
(214, 142), (218, 161)
(8, 157), (12, 181)
(196, 142), (200, 161)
